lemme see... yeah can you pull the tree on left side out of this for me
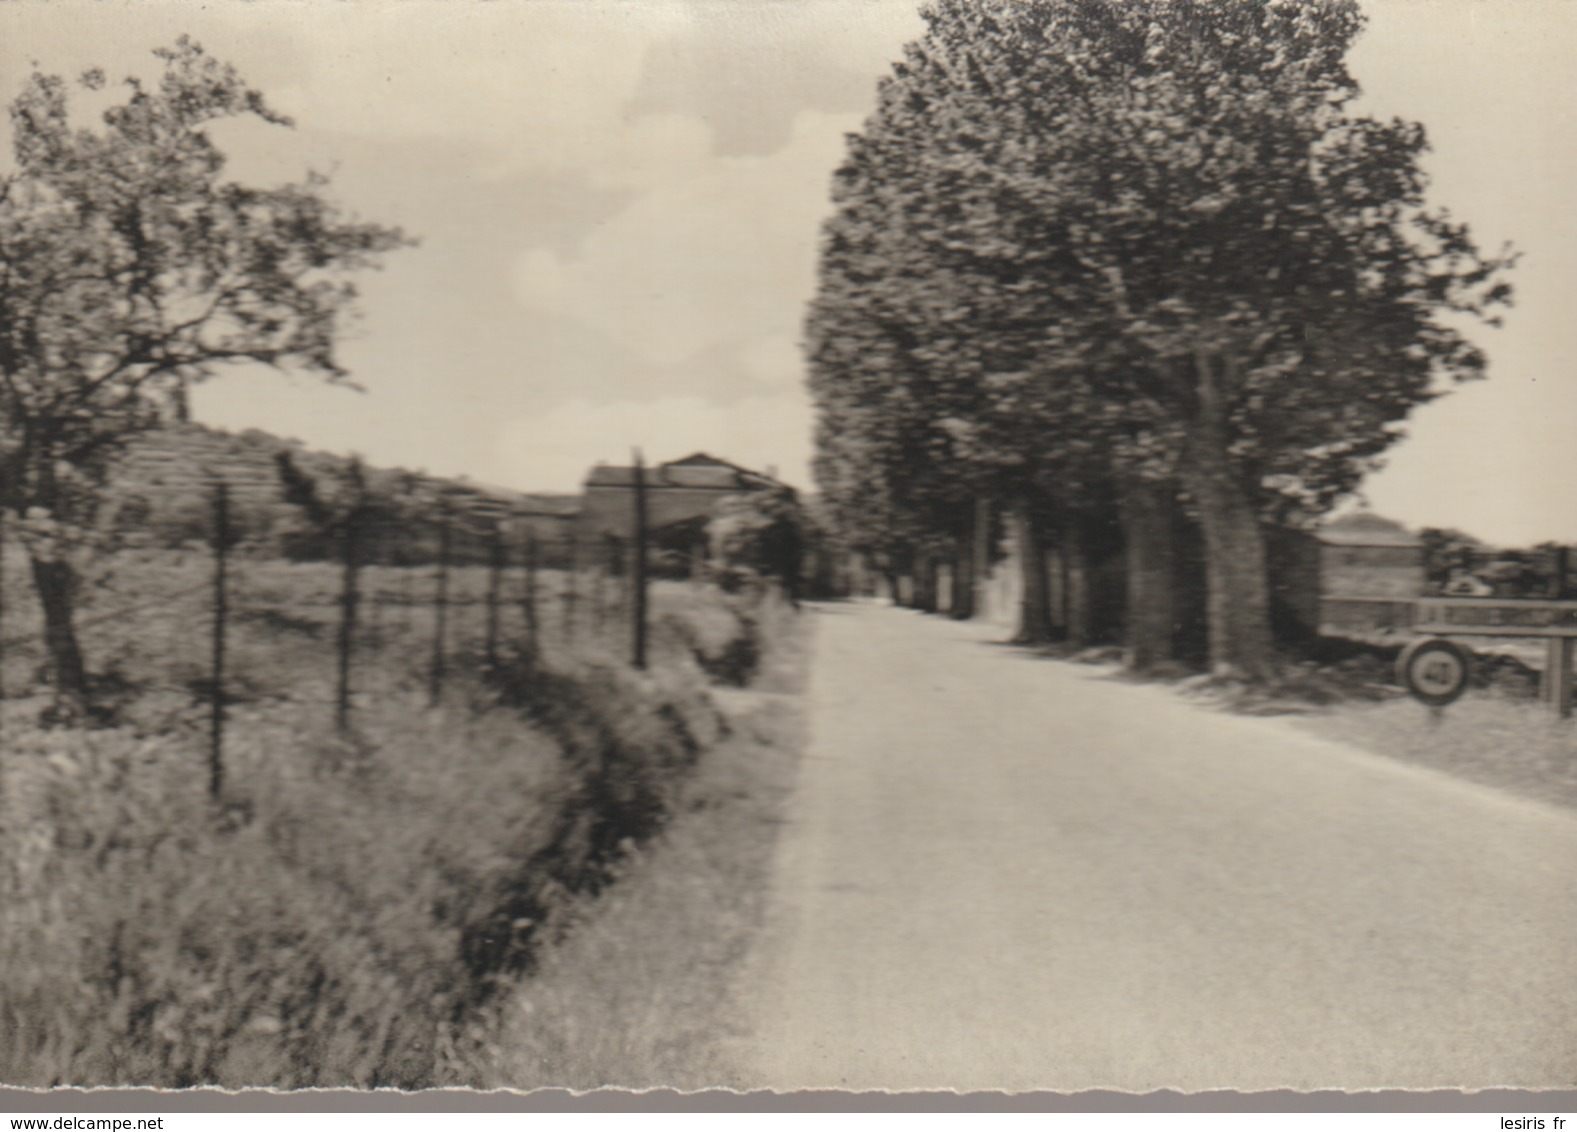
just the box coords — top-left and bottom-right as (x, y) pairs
(0, 38), (411, 719)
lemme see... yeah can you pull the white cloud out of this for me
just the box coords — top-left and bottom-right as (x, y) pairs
(266, 3), (715, 187)
(512, 108), (857, 367)
(497, 394), (813, 492)
(736, 333), (805, 390)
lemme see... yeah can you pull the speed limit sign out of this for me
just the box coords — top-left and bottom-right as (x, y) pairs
(1397, 637), (1474, 707)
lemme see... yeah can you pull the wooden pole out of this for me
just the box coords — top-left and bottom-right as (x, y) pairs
(334, 507), (361, 732)
(1546, 637), (1574, 719)
(632, 447), (649, 670)
(564, 529), (580, 643)
(429, 504), (451, 705)
(484, 523), (504, 670)
(1556, 548), (1575, 719)
(402, 555), (415, 637)
(0, 505), (7, 712)
(600, 535), (619, 631)
(1560, 639), (1575, 720)
(210, 482), (230, 800)
(522, 532), (539, 658)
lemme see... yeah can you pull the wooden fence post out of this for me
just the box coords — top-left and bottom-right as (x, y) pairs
(210, 481), (230, 801)
(604, 534), (623, 635)
(1542, 545), (1572, 719)
(484, 522), (504, 670)
(402, 553), (415, 638)
(429, 505), (452, 705)
(334, 504), (361, 733)
(1545, 637), (1574, 720)
(0, 505), (7, 712)
(522, 532), (539, 658)
(563, 529), (580, 644)
(366, 523), (384, 642)
(632, 448), (650, 669)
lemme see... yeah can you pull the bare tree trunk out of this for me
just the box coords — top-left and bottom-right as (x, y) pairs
(1062, 517), (1092, 651)
(894, 552), (918, 608)
(1045, 543), (1066, 633)
(1013, 504), (1055, 644)
(882, 568), (901, 605)
(971, 496), (992, 621)
(1180, 431), (1275, 681)
(29, 555), (89, 717)
(1120, 478), (1177, 672)
(949, 536), (975, 620)
(915, 553), (938, 613)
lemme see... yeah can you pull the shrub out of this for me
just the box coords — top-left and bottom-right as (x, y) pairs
(0, 609), (749, 1088)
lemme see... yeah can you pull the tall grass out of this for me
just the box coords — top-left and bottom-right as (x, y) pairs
(0, 545), (769, 718)
(1297, 691), (1577, 811)
(484, 611), (812, 1090)
(0, 578), (784, 1089)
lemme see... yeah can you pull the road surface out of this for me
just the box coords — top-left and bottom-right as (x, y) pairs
(737, 603), (1577, 1091)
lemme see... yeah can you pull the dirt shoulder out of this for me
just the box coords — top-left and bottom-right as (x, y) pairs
(480, 612), (813, 1090)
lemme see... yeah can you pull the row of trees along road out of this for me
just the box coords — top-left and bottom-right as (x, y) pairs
(808, 0), (1514, 681)
(0, 39), (409, 719)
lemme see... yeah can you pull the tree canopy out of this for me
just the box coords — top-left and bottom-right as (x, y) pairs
(806, 0), (1512, 677)
(0, 37), (411, 711)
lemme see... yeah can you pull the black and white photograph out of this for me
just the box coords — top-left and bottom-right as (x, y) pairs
(0, 0), (1574, 1101)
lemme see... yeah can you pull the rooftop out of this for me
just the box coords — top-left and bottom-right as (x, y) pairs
(1318, 511), (1421, 548)
(584, 452), (780, 492)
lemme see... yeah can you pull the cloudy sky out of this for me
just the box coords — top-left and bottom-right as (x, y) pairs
(2, 0), (1574, 546)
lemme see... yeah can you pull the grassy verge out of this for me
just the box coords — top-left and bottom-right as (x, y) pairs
(477, 608), (812, 1091)
(0, 546), (768, 727)
(1055, 629), (1577, 812)
(1293, 692), (1577, 811)
(1246, 634), (1577, 812)
(0, 580), (792, 1089)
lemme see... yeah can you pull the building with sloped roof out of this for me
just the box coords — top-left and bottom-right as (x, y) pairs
(1318, 510), (1424, 598)
(578, 453), (784, 570)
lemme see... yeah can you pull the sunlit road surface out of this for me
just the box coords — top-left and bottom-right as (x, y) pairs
(739, 602), (1577, 1092)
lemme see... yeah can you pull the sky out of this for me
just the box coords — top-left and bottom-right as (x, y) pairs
(1, 0), (1574, 547)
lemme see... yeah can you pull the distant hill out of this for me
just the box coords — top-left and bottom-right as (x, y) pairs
(105, 422), (579, 561)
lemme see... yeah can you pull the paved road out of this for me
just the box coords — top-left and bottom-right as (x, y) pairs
(738, 603), (1577, 1092)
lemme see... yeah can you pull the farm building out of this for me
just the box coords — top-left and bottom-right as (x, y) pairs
(577, 453), (785, 569)
(440, 481), (579, 544)
(1317, 511), (1425, 598)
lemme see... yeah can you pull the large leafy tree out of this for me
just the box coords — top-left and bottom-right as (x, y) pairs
(805, 159), (979, 613)
(807, 42), (1107, 631)
(811, 0), (1512, 679)
(0, 38), (410, 715)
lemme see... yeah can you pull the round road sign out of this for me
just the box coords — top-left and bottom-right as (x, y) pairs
(1397, 637), (1474, 707)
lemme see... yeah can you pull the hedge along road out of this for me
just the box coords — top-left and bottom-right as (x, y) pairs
(735, 602), (1577, 1092)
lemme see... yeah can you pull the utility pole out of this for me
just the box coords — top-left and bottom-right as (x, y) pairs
(632, 447), (650, 670)
(210, 481), (230, 800)
(0, 506), (7, 714)
(429, 503), (452, 705)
